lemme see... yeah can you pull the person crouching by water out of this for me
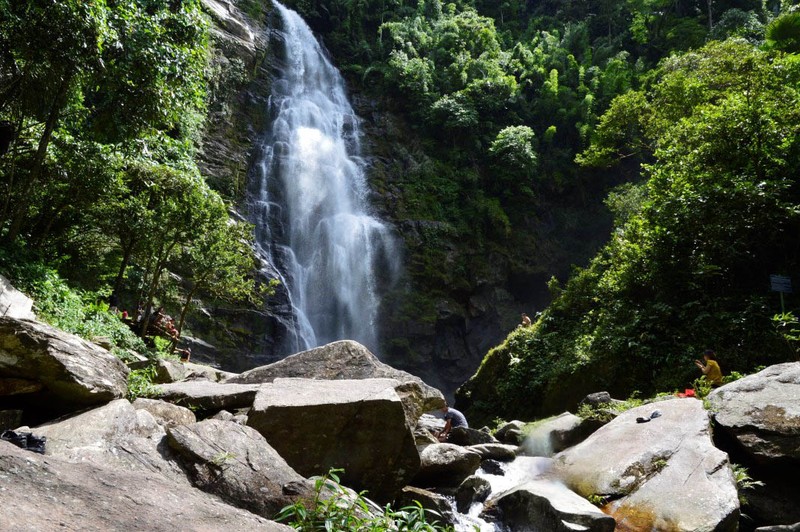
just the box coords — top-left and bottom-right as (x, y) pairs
(437, 402), (468, 442)
(695, 349), (723, 387)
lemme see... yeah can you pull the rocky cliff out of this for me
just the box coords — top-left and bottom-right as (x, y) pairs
(191, 0), (611, 399)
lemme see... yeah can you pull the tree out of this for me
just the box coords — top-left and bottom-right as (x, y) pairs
(174, 208), (263, 335)
(461, 38), (800, 423)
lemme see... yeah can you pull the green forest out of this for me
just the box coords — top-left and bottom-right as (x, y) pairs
(2, 0), (800, 421)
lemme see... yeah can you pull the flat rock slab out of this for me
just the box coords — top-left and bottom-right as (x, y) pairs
(494, 479), (616, 532)
(247, 377), (419, 502)
(226, 340), (444, 425)
(167, 419), (313, 519)
(708, 362), (800, 464)
(555, 398), (739, 532)
(0, 440), (290, 531)
(152, 381), (261, 412)
(0, 317), (128, 418)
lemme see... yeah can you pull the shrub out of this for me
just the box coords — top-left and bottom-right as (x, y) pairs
(276, 469), (452, 531)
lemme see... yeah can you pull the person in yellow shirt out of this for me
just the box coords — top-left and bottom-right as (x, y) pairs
(695, 349), (723, 387)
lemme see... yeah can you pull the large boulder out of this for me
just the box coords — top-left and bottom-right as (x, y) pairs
(0, 317), (128, 422)
(493, 480), (616, 532)
(0, 440), (290, 530)
(523, 412), (596, 456)
(708, 362), (800, 465)
(28, 399), (186, 482)
(247, 377), (419, 502)
(226, 340), (444, 425)
(555, 398), (739, 532)
(152, 380), (260, 413)
(0, 274), (35, 320)
(412, 443), (481, 488)
(167, 419), (314, 519)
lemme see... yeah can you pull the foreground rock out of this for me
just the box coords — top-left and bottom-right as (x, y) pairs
(0, 317), (128, 422)
(152, 380), (261, 413)
(227, 340), (444, 424)
(555, 398), (739, 531)
(0, 440), (289, 530)
(29, 399), (186, 483)
(494, 480), (616, 532)
(247, 377), (419, 502)
(167, 419), (314, 519)
(708, 362), (800, 465)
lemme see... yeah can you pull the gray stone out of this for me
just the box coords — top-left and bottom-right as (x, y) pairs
(0, 274), (35, 320)
(184, 361), (237, 382)
(755, 524), (800, 532)
(30, 399), (186, 482)
(227, 340), (444, 428)
(455, 475), (491, 513)
(153, 359), (189, 383)
(395, 486), (457, 526)
(708, 362), (800, 464)
(413, 443), (481, 488)
(495, 420), (526, 445)
(493, 480), (615, 532)
(580, 391), (613, 407)
(523, 412), (595, 456)
(152, 380), (260, 412)
(0, 440), (290, 530)
(132, 397), (196, 428)
(448, 425), (498, 446)
(555, 398), (739, 531)
(167, 419), (313, 519)
(467, 443), (518, 461)
(247, 377), (419, 502)
(0, 317), (128, 419)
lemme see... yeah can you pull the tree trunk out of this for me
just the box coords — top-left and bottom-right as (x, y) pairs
(177, 283), (200, 337)
(138, 238), (179, 339)
(113, 235), (137, 295)
(5, 72), (72, 242)
(0, 113), (24, 229)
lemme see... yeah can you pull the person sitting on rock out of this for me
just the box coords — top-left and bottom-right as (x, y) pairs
(694, 349), (723, 387)
(437, 402), (468, 442)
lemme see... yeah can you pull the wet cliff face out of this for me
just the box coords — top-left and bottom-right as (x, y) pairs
(193, 1), (607, 398)
(348, 91), (557, 399)
(186, 0), (303, 371)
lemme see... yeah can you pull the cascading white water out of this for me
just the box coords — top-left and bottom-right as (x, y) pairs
(250, 1), (399, 354)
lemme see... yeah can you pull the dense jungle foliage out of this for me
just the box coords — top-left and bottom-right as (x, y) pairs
(2, 0), (800, 419)
(0, 0), (261, 349)
(278, 0), (800, 421)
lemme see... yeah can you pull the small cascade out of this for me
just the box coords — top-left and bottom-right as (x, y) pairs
(450, 456), (556, 531)
(249, 1), (399, 355)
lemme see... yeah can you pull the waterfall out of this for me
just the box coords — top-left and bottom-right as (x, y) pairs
(249, 1), (399, 355)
